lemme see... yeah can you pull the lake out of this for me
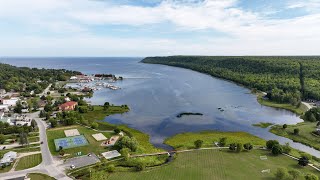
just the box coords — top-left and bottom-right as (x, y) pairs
(2, 57), (319, 157)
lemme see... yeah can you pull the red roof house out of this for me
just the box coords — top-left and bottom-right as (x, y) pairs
(59, 101), (78, 111)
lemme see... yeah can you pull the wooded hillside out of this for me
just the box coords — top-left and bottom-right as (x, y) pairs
(142, 56), (320, 102)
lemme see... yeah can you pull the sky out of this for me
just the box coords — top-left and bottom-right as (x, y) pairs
(0, 0), (320, 56)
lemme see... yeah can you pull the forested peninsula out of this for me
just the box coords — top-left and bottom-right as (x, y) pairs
(142, 56), (320, 107)
(0, 63), (81, 95)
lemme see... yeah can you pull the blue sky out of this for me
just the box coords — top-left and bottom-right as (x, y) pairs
(0, 0), (319, 56)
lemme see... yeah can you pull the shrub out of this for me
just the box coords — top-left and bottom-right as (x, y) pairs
(135, 162), (145, 171)
(91, 122), (98, 129)
(106, 164), (115, 173)
(194, 140), (203, 149)
(298, 156), (309, 166)
(283, 124), (287, 129)
(294, 128), (300, 135)
(243, 143), (253, 151)
(288, 169), (301, 180)
(271, 144), (283, 155)
(236, 143), (243, 153)
(218, 137), (227, 147)
(266, 140), (279, 149)
(305, 173), (318, 180)
(274, 167), (289, 180)
(229, 143), (236, 151)
(114, 128), (121, 134)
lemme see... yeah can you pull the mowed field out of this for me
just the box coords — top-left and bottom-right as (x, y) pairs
(108, 149), (320, 180)
(47, 125), (114, 157)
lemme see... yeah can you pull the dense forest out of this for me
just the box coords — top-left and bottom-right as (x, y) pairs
(0, 63), (80, 94)
(142, 56), (320, 103)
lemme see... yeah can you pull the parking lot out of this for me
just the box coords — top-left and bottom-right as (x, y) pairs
(62, 153), (100, 169)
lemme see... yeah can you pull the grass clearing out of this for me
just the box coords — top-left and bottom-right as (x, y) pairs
(252, 122), (274, 128)
(257, 94), (307, 115)
(108, 149), (319, 180)
(27, 173), (55, 180)
(270, 121), (320, 150)
(15, 153), (42, 171)
(165, 131), (265, 150)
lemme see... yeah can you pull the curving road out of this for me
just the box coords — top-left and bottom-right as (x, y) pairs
(0, 112), (71, 180)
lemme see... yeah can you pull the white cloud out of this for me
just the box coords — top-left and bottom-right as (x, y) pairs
(0, 0), (319, 55)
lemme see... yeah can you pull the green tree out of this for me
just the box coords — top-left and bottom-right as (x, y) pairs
(236, 143), (243, 153)
(294, 128), (300, 135)
(271, 144), (283, 155)
(229, 143), (236, 151)
(305, 173), (318, 180)
(31, 119), (37, 129)
(120, 147), (130, 161)
(103, 102), (110, 110)
(114, 128), (121, 134)
(135, 162), (145, 171)
(49, 119), (57, 128)
(115, 136), (139, 152)
(219, 137), (227, 147)
(91, 122), (98, 129)
(298, 156), (309, 166)
(106, 164), (115, 173)
(194, 139), (203, 149)
(243, 143), (253, 151)
(274, 167), (289, 180)
(14, 101), (23, 113)
(266, 140), (279, 149)
(0, 134), (6, 144)
(288, 169), (301, 180)
(283, 124), (287, 129)
(59, 149), (65, 156)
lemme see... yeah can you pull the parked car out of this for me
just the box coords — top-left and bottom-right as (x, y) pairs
(70, 165), (75, 169)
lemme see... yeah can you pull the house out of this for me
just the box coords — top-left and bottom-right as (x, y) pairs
(0, 104), (9, 112)
(0, 151), (17, 166)
(0, 112), (13, 125)
(59, 101), (78, 111)
(0, 89), (6, 95)
(2, 98), (19, 107)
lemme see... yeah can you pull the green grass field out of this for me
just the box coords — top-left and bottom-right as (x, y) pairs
(165, 131), (265, 150)
(270, 121), (320, 150)
(15, 153), (42, 171)
(108, 149), (320, 180)
(257, 94), (308, 115)
(27, 173), (55, 180)
(47, 125), (113, 157)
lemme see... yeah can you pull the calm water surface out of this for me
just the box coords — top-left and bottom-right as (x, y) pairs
(2, 57), (319, 157)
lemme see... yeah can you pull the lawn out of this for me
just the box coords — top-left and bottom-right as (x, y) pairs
(27, 173), (55, 180)
(82, 105), (129, 128)
(257, 94), (308, 115)
(15, 153), (42, 171)
(165, 131), (266, 150)
(0, 164), (13, 173)
(270, 121), (320, 150)
(108, 149), (320, 180)
(47, 125), (114, 157)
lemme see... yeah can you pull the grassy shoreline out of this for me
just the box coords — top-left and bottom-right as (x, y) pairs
(256, 93), (308, 115)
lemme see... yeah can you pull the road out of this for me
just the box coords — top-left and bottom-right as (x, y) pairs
(38, 83), (52, 97)
(301, 101), (313, 110)
(0, 112), (71, 180)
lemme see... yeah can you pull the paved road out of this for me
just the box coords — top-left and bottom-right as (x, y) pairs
(302, 101), (313, 110)
(0, 112), (71, 180)
(38, 83), (52, 97)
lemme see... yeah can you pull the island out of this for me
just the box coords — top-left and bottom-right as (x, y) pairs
(176, 112), (203, 118)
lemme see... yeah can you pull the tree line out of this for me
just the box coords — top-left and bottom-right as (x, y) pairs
(0, 63), (80, 94)
(142, 56), (320, 102)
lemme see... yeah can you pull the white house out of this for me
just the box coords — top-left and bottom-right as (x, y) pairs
(2, 98), (19, 107)
(0, 104), (9, 112)
(0, 151), (17, 166)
